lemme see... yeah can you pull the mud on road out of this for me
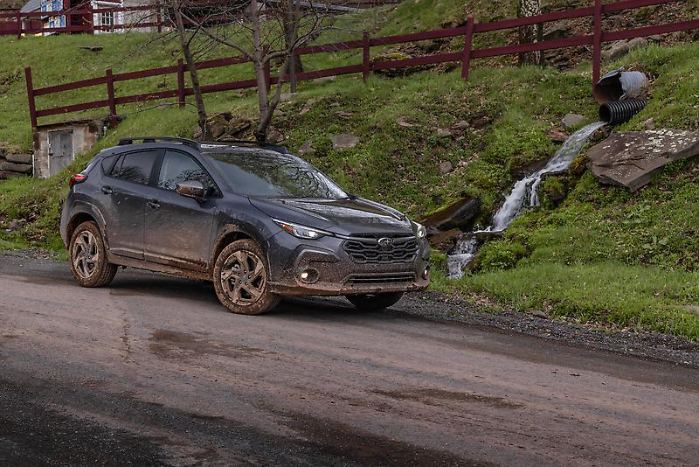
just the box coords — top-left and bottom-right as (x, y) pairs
(1, 253), (698, 466)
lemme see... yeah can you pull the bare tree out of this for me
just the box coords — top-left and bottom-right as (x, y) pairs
(175, 0), (329, 143)
(170, 0), (210, 138)
(518, 0), (543, 66)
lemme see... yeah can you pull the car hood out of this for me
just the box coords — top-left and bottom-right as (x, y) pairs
(249, 197), (414, 236)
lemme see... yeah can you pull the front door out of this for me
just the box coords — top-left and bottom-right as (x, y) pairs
(48, 130), (73, 176)
(145, 150), (216, 270)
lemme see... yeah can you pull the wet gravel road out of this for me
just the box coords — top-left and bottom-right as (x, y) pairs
(1, 255), (698, 466)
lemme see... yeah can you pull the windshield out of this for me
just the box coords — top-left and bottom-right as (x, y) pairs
(207, 151), (347, 199)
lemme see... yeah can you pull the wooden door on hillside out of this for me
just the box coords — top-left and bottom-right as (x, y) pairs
(48, 130), (73, 176)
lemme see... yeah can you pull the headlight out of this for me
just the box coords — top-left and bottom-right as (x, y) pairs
(413, 222), (427, 239)
(273, 219), (330, 240)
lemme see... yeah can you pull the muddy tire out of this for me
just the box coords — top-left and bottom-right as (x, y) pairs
(213, 239), (280, 315)
(69, 221), (117, 288)
(346, 292), (404, 312)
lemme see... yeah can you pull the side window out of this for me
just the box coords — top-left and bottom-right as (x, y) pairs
(101, 154), (119, 174)
(158, 150), (215, 193)
(111, 151), (159, 185)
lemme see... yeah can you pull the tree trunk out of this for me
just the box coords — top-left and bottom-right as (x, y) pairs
(173, 0), (209, 138)
(518, 0), (543, 66)
(283, 0), (303, 93)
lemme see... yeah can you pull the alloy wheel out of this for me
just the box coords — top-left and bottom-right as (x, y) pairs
(72, 230), (99, 279)
(220, 250), (266, 305)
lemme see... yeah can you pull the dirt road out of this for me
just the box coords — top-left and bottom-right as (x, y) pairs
(1, 255), (697, 466)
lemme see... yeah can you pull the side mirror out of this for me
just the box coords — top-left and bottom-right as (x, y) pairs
(176, 180), (206, 200)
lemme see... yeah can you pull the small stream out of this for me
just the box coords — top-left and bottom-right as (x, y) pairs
(448, 121), (606, 279)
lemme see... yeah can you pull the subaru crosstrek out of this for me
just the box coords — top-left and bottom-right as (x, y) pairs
(60, 137), (430, 315)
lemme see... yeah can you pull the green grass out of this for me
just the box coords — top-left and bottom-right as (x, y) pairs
(1, 3), (698, 340)
(438, 262), (699, 340)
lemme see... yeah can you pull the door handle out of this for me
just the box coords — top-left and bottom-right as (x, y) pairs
(101, 186), (113, 195)
(147, 199), (160, 209)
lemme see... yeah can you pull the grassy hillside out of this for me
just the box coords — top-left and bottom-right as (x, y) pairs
(1, 1), (698, 340)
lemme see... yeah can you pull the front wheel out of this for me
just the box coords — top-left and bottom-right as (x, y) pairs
(69, 221), (117, 287)
(213, 239), (280, 315)
(346, 292), (404, 312)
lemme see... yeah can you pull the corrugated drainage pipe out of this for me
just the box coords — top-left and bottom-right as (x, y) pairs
(599, 99), (647, 125)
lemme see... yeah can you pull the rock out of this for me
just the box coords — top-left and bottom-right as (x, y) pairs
(643, 118), (655, 130)
(602, 38), (648, 61)
(330, 134), (360, 150)
(0, 161), (32, 174)
(227, 117), (252, 137)
(543, 25), (570, 40)
(5, 153), (32, 164)
(588, 129), (699, 191)
(420, 197), (482, 232)
(470, 115), (492, 130)
(438, 161), (453, 174)
(627, 37), (648, 52)
(426, 228), (461, 251)
(298, 141), (315, 156)
(562, 113), (586, 129)
(451, 120), (470, 132)
(603, 40), (630, 61)
(437, 128), (453, 138)
(530, 310), (548, 319)
(396, 117), (417, 128)
(336, 110), (353, 120)
(266, 127), (284, 144)
(548, 129), (569, 143)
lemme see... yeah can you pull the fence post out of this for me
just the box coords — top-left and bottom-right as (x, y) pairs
(362, 31), (371, 83)
(156, 7), (162, 33)
(65, 6), (71, 34)
(88, 2), (94, 34)
(106, 68), (117, 118)
(177, 59), (186, 108)
(24, 67), (37, 128)
(16, 11), (22, 38)
(461, 15), (475, 80)
(592, 0), (603, 85)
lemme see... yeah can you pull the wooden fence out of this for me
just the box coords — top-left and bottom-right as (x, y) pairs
(22, 0), (699, 128)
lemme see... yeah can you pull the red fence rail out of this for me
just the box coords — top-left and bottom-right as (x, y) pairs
(22, 0), (699, 128)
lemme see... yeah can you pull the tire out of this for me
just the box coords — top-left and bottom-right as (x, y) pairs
(69, 221), (117, 288)
(213, 239), (280, 315)
(346, 292), (404, 312)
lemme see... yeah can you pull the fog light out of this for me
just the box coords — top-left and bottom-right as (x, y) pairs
(299, 268), (319, 284)
(422, 266), (430, 280)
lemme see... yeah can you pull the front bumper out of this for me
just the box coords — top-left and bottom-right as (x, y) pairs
(266, 232), (430, 296)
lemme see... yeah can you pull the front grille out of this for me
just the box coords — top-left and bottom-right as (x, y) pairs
(343, 236), (418, 264)
(346, 273), (416, 284)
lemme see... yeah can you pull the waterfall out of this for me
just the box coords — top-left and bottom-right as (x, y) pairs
(448, 121), (606, 279)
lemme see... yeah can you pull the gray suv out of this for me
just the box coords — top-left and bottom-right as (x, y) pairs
(60, 137), (430, 315)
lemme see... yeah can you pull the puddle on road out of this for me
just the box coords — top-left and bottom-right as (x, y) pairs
(373, 388), (523, 409)
(283, 411), (490, 466)
(149, 329), (271, 360)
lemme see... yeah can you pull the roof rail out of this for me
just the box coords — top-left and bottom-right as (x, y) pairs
(200, 140), (290, 154)
(117, 137), (200, 150)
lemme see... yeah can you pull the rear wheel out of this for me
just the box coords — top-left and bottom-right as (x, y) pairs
(213, 239), (280, 315)
(69, 221), (117, 287)
(346, 292), (404, 312)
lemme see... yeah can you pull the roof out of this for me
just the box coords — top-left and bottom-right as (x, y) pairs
(20, 0), (41, 13)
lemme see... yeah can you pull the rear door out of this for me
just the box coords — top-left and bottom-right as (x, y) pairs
(144, 150), (217, 270)
(101, 149), (161, 259)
